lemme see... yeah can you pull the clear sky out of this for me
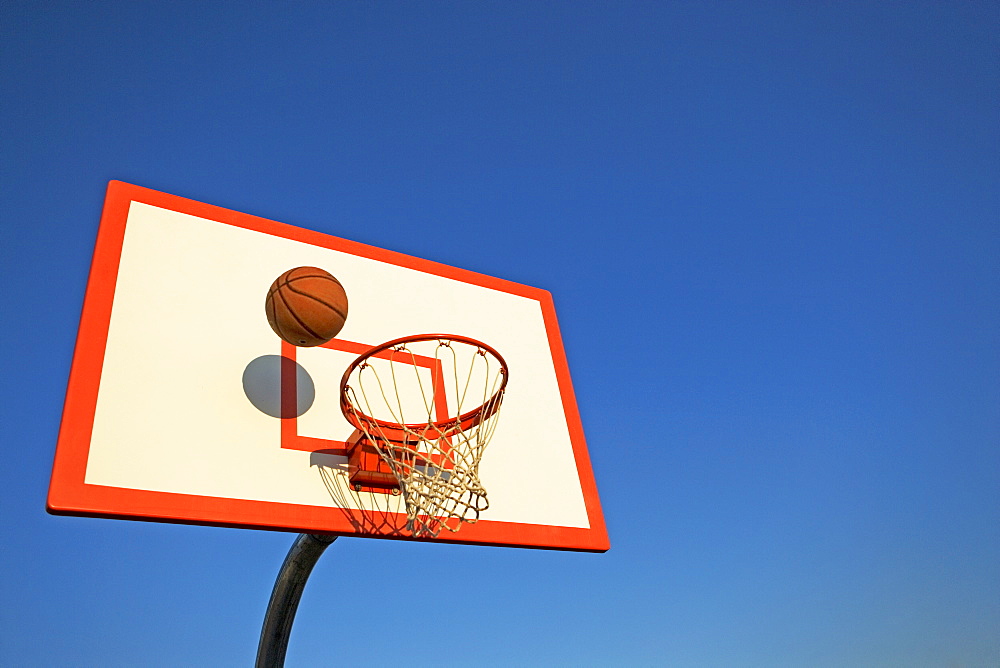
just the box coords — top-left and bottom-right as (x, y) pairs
(2, 2), (998, 666)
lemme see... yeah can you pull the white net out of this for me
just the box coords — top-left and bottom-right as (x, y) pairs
(340, 336), (507, 538)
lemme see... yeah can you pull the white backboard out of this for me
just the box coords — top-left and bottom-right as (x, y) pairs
(48, 182), (608, 551)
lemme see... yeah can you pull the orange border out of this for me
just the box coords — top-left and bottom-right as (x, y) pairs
(46, 181), (609, 552)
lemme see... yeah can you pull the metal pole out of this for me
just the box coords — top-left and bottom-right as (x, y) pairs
(256, 533), (337, 668)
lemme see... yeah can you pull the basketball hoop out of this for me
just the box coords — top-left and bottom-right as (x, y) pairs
(340, 334), (508, 538)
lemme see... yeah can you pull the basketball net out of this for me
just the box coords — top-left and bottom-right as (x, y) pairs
(340, 336), (508, 538)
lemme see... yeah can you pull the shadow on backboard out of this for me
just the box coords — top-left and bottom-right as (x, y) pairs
(309, 450), (409, 536)
(242, 355), (315, 418)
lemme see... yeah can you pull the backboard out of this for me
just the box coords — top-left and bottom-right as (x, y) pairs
(48, 181), (608, 551)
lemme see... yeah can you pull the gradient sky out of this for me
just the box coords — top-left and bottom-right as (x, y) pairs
(2, 2), (998, 666)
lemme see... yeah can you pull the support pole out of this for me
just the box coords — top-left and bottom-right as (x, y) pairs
(256, 533), (337, 668)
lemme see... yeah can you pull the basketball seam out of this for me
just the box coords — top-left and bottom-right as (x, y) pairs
(265, 293), (277, 331)
(287, 271), (343, 287)
(267, 293), (293, 343)
(283, 278), (348, 320)
(275, 281), (323, 342)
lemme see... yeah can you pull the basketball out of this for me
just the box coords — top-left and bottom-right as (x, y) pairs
(265, 266), (349, 346)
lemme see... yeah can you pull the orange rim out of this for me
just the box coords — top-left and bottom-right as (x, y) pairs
(339, 333), (509, 434)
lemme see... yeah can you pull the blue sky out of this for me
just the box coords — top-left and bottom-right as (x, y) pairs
(3, 2), (998, 666)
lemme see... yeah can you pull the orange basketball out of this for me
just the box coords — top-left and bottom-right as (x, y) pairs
(265, 267), (348, 346)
